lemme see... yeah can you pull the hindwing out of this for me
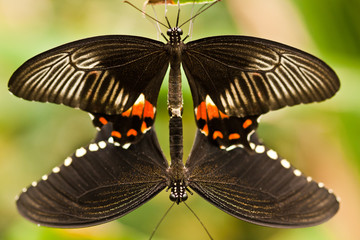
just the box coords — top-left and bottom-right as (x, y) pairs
(16, 126), (168, 227)
(186, 130), (339, 227)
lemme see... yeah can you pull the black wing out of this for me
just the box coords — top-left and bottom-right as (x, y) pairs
(16, 127), (168, 227)
(182, 35), (340, 117)
(186, 130), (339, 227)
(9, 35), (169, 115)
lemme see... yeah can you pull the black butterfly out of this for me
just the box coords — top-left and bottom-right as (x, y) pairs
(10, 1), (339, 233)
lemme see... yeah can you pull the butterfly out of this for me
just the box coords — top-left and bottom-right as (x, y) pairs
(10, 0), (339, 234)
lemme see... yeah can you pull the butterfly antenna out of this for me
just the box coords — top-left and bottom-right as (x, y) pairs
(124, 1), (169, 29)
(186, 1), (197, 40)
(151, 5), (162, 40)
(181, 0), (196, 42)
(184, 202), (213, 240)
(160, 0), (172, 29)
(179, 0), (221, 28)
(149, 202), (176, 240)
(175, 0), (181, 27)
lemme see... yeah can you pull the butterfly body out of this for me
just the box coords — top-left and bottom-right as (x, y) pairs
(10, 12), (340, 234)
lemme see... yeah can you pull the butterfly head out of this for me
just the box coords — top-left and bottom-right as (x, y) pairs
(169, 180), (188, 204)
(167, 27), (183, 45)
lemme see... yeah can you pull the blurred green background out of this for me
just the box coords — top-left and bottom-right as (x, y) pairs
(0, 0), (359, 239)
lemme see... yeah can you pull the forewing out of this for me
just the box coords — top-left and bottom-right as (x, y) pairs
(16, 127), (168, 227)
(9, 35), (169, 115)
(186, 131), (339, 227)
(182, 35), (340, 117)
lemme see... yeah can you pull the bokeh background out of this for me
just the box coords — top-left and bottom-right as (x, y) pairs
(0, 0), (359, 239)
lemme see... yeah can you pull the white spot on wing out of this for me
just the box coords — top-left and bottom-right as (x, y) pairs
(307, 176), (312, 182)
(293, 169), (302, 176)
(257, 115), (262, 123)
(75, 147), (87, 157)
(31, 181), (37, 187)
(267, 149), (278, 160)
(247, 130), (255, 142)
(64, 157), (72, 167)
(89, 143), (99, 152)
(88, 113), (95, 120)
(22, 188), (27, 193)
(42, 175), (48, 181)
(142, 126), (151, 134)
(108, 137), (114, 144)
(205, 95), (215, 106)
(98, 141), (106, 149)
(318, 182), (325, 188)
(255, 145), (265, 153)
(280, 159), (291, 169)
(134, 93), (145, 105)
(52, 166), (60, 173)
(200, 129), (208, 136)
(226, 145), (237, 151)
(122, 143), (131, 149)
(249, 142), (256, 150)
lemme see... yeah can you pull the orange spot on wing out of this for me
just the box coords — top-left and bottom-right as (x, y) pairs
(206, 104), (219, 120)
(121, 108), (132, 117)
(201, 124), (209, 136)
(141, 121), (150, 133)
(99, 117), (108, 125)
(212, 131), (223, 140)
(127, 129), (138, 137)
(229, 133), (240, 140)
(132, 102), (144, 117)
(196, 101), (207, 121)
(111, 131), (122, 138)
(243, 119), (253, 129)
(219, 111), (229, 119)
(143, 100), (155, 119)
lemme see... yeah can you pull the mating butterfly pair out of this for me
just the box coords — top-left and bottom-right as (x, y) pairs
(10, 0), (339, 236)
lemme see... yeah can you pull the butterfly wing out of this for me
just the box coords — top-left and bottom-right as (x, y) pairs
(9, 35), (169, 145)
(183, 35), (340, 117)
(185, 130), (339, 227)
(16, 126), (168, 227)
(9, 35), (169, 115)
(182, 36), (339, 148)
